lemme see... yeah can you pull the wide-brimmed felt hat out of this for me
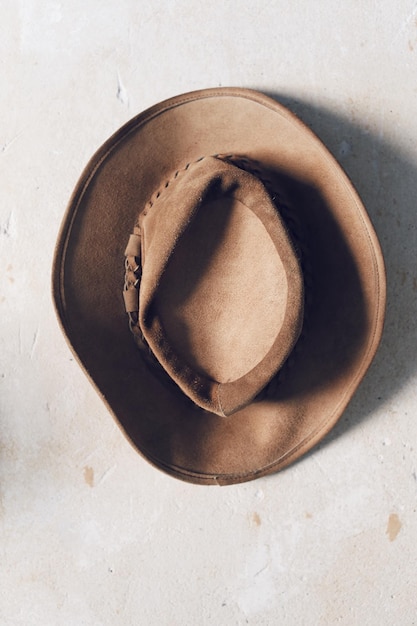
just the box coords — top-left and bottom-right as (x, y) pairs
(52, 88), (386, 485)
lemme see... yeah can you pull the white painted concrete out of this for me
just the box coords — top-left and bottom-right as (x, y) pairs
(1, 1), (417, 624)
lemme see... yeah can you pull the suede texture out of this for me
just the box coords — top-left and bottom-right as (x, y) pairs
(52, 88), (386, 485)
(131, 156), (303, 416)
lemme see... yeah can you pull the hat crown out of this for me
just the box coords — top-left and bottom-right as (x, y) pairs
(126, 156), (304, 416)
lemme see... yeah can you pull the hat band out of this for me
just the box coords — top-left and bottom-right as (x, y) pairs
(123, 154), (306, 415)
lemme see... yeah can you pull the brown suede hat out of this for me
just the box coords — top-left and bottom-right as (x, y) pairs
(53, 88), (386, 485)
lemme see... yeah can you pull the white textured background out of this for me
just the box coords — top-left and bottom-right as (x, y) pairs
(1, 1), (417, 624)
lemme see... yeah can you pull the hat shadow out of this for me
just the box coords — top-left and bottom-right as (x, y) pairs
(263, 91), (417, 450)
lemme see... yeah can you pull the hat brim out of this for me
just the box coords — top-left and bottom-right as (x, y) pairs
(52, 88), (386, 485)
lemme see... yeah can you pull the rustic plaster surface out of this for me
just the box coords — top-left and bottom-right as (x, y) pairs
(1, 1), (417, 624)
